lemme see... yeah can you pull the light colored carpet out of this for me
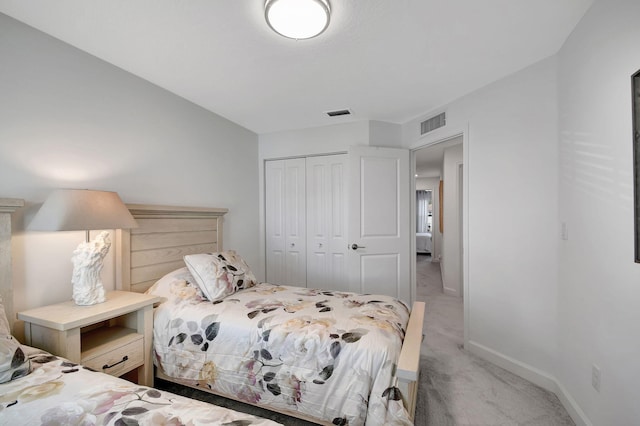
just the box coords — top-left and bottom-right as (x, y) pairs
(415, 254), (574, 426)
(157, 256), (575, 425)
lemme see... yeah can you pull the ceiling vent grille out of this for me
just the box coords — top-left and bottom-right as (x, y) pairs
(420, 112), (446, 135)
(326, 109), (351, 117)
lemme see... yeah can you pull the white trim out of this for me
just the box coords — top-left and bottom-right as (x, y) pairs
(468, 340), (593, 426)
(468, 340), (557, 391)
(555, 381), (594, 426)
(461, 127), (469, 347)
(409, 155), (417, 305)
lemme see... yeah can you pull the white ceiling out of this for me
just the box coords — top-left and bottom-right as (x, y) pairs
(0, 0), (593, 135)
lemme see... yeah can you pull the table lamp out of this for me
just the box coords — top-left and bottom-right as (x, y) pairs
(28, 189), (137, 305)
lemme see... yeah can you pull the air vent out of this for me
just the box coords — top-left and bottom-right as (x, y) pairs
(326, 109), (351, 117)
(420, 112), (446, 135)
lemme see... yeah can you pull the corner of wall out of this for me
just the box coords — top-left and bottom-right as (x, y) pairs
(467, 340), (593, 426)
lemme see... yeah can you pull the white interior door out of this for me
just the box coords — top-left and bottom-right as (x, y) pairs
(348, 146), (411, 304)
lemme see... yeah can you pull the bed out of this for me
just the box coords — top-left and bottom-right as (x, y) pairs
(0, 347), (281, 426)
(416, 232), (432, 254)
(0, 198), (281, 426)
(115, 204), (425, 426)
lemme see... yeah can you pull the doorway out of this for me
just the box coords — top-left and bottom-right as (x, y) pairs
(411, 132), (468, 344)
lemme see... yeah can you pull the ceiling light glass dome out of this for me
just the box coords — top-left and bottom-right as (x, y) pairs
(265, 0), (331, 40)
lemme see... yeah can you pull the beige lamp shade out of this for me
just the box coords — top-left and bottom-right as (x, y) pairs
(29, 189), (137, 232)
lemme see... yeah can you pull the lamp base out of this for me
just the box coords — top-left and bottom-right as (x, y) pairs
(71, 231), (111, 306)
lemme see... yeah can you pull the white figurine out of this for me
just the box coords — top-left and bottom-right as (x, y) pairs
(71, 231), (110, 305)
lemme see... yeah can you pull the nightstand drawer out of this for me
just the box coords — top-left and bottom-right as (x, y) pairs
(83, 335), (144, 377)
(81, 325), (144, 377)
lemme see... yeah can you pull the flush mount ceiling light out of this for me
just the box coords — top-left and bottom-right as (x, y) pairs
(265, 0), (331, 40)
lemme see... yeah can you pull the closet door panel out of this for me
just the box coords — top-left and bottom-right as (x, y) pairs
(330, 253), (346, 289)
(306, 159), (329, 289)
(330, 156), (348, 289)
(306, 155), (348, 291)
(265, 160), (286, 284)
(266, 158), (306, 286)
(267, 155), (346, 290)
(268, 250), (285, 285)
(284, 159), (306, 286)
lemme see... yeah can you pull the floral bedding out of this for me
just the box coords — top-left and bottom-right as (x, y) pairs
(0, 347), (281, 426)
(148, 268), (412, 426)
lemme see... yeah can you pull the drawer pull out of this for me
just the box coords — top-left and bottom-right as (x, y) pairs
(102, 355), (128, 370)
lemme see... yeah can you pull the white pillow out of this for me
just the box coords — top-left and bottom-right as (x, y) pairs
(145, 267), (194, 299)
(184, 251), (257, 301)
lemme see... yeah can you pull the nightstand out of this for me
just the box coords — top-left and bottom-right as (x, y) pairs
(18, 291), (162, 386)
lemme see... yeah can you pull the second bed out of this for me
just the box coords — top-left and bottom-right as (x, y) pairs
(115, 204), (425, 426)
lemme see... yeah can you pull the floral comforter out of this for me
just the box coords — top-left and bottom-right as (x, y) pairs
(148, 268), (412, 426)
(0, 347), (281, 426)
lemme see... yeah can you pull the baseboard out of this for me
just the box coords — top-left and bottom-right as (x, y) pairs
(467, 340), (593, 426)
(554, 380), (594, 426)
(442, 287), (457, 296)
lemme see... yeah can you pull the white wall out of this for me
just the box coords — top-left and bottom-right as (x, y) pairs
(416, 178), (438, 192)
(403, 56), (560, 381)
(369, 120), (403, 148)
(259, 121), (369, 159)
(557, 0), (640, 424)
(0, 14), (259, 312)
(402, 3), (640, 423)
(440, 144), (463, 296)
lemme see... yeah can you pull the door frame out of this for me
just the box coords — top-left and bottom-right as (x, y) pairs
(410, 125), (470, 347)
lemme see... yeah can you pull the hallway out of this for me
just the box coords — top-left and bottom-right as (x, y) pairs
(415, 254), (574, 425)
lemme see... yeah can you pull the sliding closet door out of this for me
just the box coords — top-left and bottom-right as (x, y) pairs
(306, 155), (348, 290)
(265, 158), (306, 286)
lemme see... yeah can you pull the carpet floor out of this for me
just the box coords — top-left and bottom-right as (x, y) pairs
(414, 254), (574, 426)
(157, 255), (575, 425)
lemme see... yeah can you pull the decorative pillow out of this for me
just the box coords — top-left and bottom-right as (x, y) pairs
(184, 251), (257, 301)
(145, 267), (194, 299)
(0, 334), (31, 384)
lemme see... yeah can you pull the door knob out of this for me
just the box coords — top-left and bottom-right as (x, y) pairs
(351, 243), (366, 250)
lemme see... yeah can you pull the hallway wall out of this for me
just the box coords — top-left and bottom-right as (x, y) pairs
(402, 56), (560, 380)
(557, 1), (640, 424)
(441, 144), (463, 297)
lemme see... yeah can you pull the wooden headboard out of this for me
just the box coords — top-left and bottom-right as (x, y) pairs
(0, 198), (25, 335)
(116, 204), (228, 293)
